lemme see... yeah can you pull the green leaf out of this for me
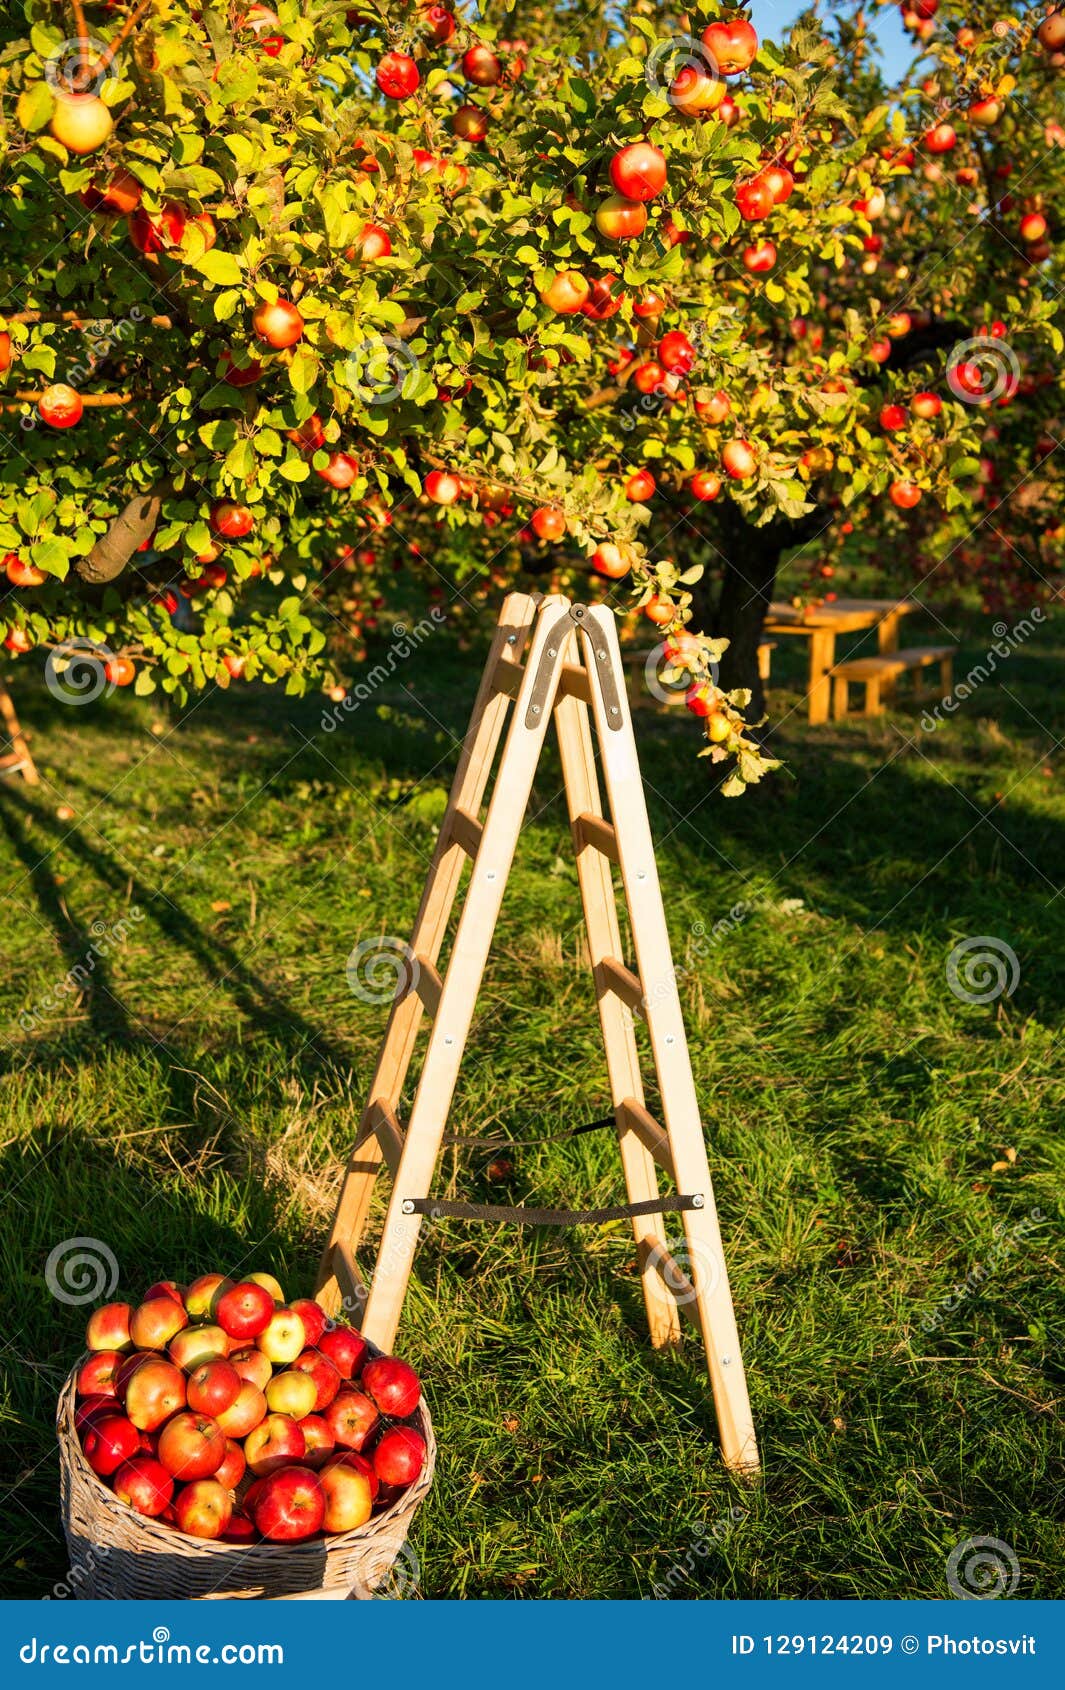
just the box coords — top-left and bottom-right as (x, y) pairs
(17, 83), (55, 134)
(191, 250), (244, 287)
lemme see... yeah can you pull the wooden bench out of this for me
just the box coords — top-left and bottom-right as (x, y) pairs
(831, 644), (955, 719)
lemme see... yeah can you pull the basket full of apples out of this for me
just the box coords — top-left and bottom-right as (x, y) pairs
(57, 1271), (435, 1600)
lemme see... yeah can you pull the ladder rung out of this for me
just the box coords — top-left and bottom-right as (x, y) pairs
(641, 1239), (701, 1331)
(413, 955), (443, 1018)
(597, 956), (646, 1019)
(574, 811), (619, 865)
(493, 660), (525, 700)
(449, 806), (483, 859)
(618, 1097), (675, 1182)
(330, 1239), (367, 1319)
(368, 1098), (406, 1175)
(557, 662), (593, 705)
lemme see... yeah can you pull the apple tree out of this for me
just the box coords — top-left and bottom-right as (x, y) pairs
(1, 1), (1062, 795)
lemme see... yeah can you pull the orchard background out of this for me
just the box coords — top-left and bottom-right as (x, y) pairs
(0, 0), (1063, 1598)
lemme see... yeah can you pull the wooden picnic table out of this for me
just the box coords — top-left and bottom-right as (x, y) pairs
(764, 597), (919, 724)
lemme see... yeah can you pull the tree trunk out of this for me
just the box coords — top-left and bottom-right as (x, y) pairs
(689, 503), (827, 716)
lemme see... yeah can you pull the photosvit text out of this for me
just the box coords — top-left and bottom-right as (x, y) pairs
(730, 1634), (1037, 1656)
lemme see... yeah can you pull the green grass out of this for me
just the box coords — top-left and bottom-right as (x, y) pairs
(0, 598), (1062, 1599)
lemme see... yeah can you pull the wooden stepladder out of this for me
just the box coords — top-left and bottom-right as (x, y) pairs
(0, 680), (39, 785)
(317, 593), (759, 1473)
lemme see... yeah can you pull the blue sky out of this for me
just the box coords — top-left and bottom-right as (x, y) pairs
(771, 1), (915, 81)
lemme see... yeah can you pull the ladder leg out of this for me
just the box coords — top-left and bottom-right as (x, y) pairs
(360, 598), (572, 1353)
(316, 593), (540, 1317)
(578, 610), (759, 1474)
(553, 633), (681, 1349)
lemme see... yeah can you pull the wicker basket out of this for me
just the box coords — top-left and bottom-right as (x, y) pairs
(57, 1355), (435, 1600)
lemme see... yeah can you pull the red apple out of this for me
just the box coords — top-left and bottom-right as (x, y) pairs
(324, 1390), (379, 1451)
(657, 331), (696, 374)
(300, 1415), (336, 1469)
(372, 1425), (427, 1487)
(735, 174), (774, 220)
(82, 1413), (140, 1477)
(129, 1298), (188, 1352)
(319, 1457), (373, 1531)
(722, 439), (758, 480)
(462, 45), (501, 85)
(228, 1347), (273, 1390)
(244, 1412), (307, 1477)
(592, 542), (630, 579)
(112, 1456), (173, 1518)
(187, 1358), (242, 1418)
(702, 17), (758, 75)
(216, 1281), (275, 1341)
(452, 104), (489, 142)
(209, 502), (254, 540)
(689, 471), (722, 502)
(890, 480), (922, 508)
(291, 1348), (342, 1411)
(1019, 212), (1047, 244)
(376, 51), (419, 99)
(75, 1395), (115, 1433)
(252, 298), (304, 349)
(142, 1281), (185, 1308)
(879, 404), (907, 431)
(174, 1478), (233, 1539)
(911, 391), (942, 420)
(157, 1411), (226, 1481)
(362, 1356), (421, 1419)
(215, 1438), (246, 1490)
(625, 469), (656, 502)
(76, 1351), (124, 1399)
(289, 1300), (328, 1348)
(325, 1449), (379, 1501)
(37, 385), (83, 428)
(317, 452), (359, 489)
(531, 505), (566, 541)
(215, 1380), (268, 1439)
(539, 271), (589, 314)
(169, 1326), (230, 1372)
(220, 1510), (257, 1544)
(595, 194), (647, 240)
(424, 469), (462, 505)
(251, 1465), (325, 1541)
(128, 203), (186, 255)
(85, 1304), (132, 1354)
(609, 143), (666, 202)
(742, 239), (776, 273)
(355, 223), (391, 261)
(317, 1325), (367, 1380)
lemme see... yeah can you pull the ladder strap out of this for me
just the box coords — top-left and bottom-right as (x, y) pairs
(442, 1114), (617, 1149)
(402, 1193), (703, 1227)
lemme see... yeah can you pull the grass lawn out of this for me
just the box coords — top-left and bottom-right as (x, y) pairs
(0, 593), (1062, 1599)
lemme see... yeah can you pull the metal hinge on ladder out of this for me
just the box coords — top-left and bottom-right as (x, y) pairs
(525, 604), (624, 731)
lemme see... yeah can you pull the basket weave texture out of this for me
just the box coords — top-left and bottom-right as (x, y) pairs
(57, 1354), (435, 1600)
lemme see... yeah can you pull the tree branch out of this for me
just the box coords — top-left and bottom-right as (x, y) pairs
(3, 311), (173, 328)
(95, 0), (156, 80)
(75, 482), (172, 586)
(2, 390), (133, 408)
(70, 1), (92, 91)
